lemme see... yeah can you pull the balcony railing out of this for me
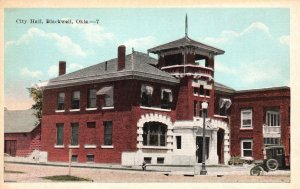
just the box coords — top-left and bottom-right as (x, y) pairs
(263, 125), (281, 134)
(161, 64), (214, 77)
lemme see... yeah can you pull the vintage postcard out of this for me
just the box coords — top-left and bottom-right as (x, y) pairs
(1, 0), (299, 189)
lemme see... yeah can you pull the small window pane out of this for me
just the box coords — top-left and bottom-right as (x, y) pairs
(243, 142), (251, 149)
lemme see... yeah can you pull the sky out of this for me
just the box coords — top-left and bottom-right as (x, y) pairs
(4, 8), (290, 110)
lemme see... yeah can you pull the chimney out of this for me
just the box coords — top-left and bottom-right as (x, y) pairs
(118, 45), (126, 71)
(59, 61), (66, 76)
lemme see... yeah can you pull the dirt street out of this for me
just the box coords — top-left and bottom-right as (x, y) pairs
(4, 163), (290, 183)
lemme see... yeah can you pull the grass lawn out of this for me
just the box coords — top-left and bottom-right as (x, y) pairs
(4, 170), (25, 174)
(42, 175), (93, 182)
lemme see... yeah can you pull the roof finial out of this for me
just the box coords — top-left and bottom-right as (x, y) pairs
(185, 13), (188, 37)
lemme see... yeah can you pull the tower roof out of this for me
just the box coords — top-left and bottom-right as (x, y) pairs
(148, 36), (225, 55)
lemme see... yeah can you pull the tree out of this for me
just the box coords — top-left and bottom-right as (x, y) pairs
(27, 86), (43, 120)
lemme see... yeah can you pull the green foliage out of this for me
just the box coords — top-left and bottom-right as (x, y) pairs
(42, 175), (92, 182)
(27, 86), (43, 120)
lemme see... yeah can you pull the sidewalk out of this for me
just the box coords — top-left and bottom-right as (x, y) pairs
(4, 159), (290, 176)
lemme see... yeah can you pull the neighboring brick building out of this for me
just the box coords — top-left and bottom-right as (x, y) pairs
(4, 109), (41, 157)
(230, 87), (290, 166)
(40, 33), (290, 166)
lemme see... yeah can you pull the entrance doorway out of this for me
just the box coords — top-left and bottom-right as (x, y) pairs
(217, 128), (225, 164)
(196, 136), (209, 163)
(4, 140), (17, 156)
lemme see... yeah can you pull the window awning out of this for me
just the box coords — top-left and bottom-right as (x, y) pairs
(97, 86), (113, 95)
(141, 85), (154, 96)
(219, 98), (232, 109)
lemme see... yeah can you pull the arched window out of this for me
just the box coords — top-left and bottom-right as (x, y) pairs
(142, 122), (167, 146)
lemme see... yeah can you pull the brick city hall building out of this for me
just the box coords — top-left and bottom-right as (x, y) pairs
(40, 26), (290, 166)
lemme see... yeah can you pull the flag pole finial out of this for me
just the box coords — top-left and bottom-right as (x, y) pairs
(185, 14), (188, 37)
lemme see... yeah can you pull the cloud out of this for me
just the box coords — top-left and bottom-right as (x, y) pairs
(6, 27), (89, 57)
(123, 36), (157, 51)
(215, 61), (237, 74)
(278, 35), (289, 46)
(20, 67), (43, 78)
(71, 23), (114, 45)
(235, 60), (287, 86)
(202, 22), (271, 45)
(47, 63), (84, 77)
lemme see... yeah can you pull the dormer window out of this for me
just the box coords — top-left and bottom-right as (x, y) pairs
(161, 88), (172, 109)
(141, 85), (153, 107)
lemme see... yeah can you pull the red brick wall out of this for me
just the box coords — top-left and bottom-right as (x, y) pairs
(41, 79), (177, 163)
(4, 125), (41, 157)
(230, 88), (290, 163)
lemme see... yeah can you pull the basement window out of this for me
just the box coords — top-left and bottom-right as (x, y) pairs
(71, 155), (78, 162)
(157, 157), (165, 164)
(87, 154), (94, 162)
(144, 157), (152, 164)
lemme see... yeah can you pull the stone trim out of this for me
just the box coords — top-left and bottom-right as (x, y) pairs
(137, 113), (173, 151)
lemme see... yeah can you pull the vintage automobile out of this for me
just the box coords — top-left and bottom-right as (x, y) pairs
(250, 145), (286, 176)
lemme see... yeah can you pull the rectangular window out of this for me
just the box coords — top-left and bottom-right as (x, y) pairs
(161, 88), (172, 109)
(241, 109), (252, 128)
(56, 123), (64, 145)
(87, 122), (96, 128)
(176, 136), (182, 149)
(264, 137), (280, 146)
(71, 155), (78, 162)
(87, 154), (94, 162)
(206, 89), (210, 96)
(241, 140), (253, 157)
(88, 89), (97, 108)
(199, 85), (204, 95)
(141, 84), (153, 107)
(57, 92), (65, 110)
(104, 87), (113, 107)
(266, 110), (280, 127)
(193, 87), (198, 95)
(104, 121), (112, 145)
(194, 101), (198, 117)
(144, 157), (152, 164)
(157, 157), (164, 164)
(71, 123), (79, 146)
(71, 91), (80, 109)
